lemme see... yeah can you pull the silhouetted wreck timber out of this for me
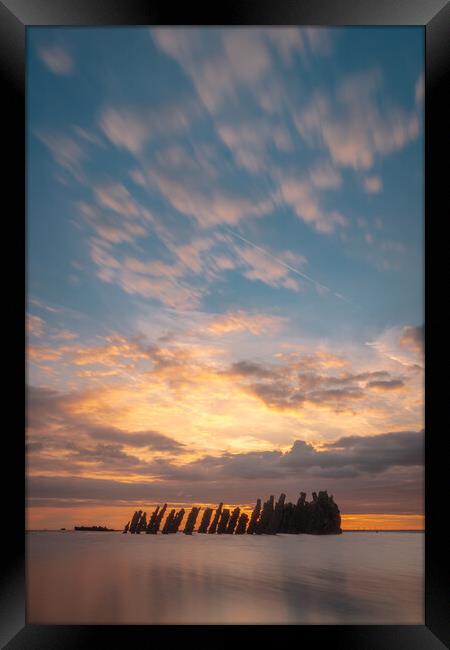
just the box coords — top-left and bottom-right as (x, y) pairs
(255, 495), (274, 534)
(225, 507), (240, 534)
(235, 512), (249, 534)
(280, 502), (294, 533)
(146, 506), (159, 533)
(306, 491), (342, 535)
(129, 510), (142, 534)
(198, 507), (213, 533)
(162, 509), (175, 534)
(147, 504), (167, 534)
(217, 508), (230, 534)
(266, 493), (286, 535)
(208, 503), (223, 534)
(288, 492), (308, 533)
(183, 507), (200, 534)
(246, 499), (261, 534)
(122, 491), (342, 536)
(171, 508), (185, 533)
(136, 512), (147, 534)
(122, 521), (130, 534)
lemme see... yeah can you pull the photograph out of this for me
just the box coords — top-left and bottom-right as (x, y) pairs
(26, 25), (425, 626)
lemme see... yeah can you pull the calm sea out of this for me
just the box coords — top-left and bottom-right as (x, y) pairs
(27, 531), (423, 624)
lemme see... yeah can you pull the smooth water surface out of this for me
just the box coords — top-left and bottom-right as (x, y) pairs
(27, 531), (423, 624)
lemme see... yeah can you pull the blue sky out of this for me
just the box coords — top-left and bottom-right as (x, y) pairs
(26, 28), (425, 524)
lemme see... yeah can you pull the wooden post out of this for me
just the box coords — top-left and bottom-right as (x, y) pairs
(129, 510), (142, 534)
(208, 503), (223, 534)
(247, 499), (261, 534)
(148, 504), (167, 534)
(171, 508), (185, 533)
(255, 496), (274, 534)
(146, 506), (159, 533)
(225, 507), (240, 534)
(266, 493), (286, 535)
(198, 507), (213, 533)
(162, 509), (175, 534)
(183, 507), (200, 534)
(216, 508), (230, 534)
(235, 512), (249, 534)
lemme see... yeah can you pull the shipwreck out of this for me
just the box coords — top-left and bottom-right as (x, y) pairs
(122, 491), (342, 536)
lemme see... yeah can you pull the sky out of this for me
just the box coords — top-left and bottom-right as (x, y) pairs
(26, 27), (424, 530)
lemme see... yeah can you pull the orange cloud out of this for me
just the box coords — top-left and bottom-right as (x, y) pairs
(207, 311), (286, 336)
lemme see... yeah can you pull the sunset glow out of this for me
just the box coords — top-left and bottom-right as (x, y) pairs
(27, 27), (424, 531)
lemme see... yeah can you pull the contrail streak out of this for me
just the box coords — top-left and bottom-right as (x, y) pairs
(224, 228), (350, 303)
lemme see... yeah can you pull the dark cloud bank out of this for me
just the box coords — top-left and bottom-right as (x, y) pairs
(27, 386), (423, 514)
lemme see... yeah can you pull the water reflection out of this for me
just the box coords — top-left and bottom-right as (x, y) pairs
(27, 531), (424, 624)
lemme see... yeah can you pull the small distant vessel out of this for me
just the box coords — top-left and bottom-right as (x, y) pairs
(74, 525), (116, 531)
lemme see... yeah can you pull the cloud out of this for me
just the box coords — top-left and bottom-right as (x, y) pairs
(113, 272), (202, 309)
(224, 229), (345, 298)
(36, 131), (85, 180)
(232, 243), (303, 291)
(127, 140), (275, 230)
(363, 175), (383, 194)
(278, 175), (347, 233)
(160, 429), (423, 481)
(27, 466), (424, 516)
(399, 325), (424, 356)
(367, 324), (424, 368)
(93, 183), (144, 218)
(95, 254), (203, 309)
(265, 27), (333, 61)
(98, 107), (149, 155)
(79, 202), (148, 246)
(228, 356), (406, 412)
(38, 45), (74, 75)
(27, 421), (423, 501)
(27, 314), (45, 337)
(152, 28), (333, 113)
(216, 119), (293, 173)
(321, 430), (423, 473)
(28, 346), (67, 362)
(50, 329), (79, 341)
(147, 163), (274, 228)
(88, 426), (185, 451)
(207, 311), (286, 336)
(166, 237), (218, 276)
(227, 361), (275, 379)
(98, 99), (199, 155)
(294, 69), (420, 170)
(308, 161), (342, 189)
(69, 335), (149, 368)
(366, 379), (404, 392)
(27, 385), (185, 459)
(152, 28), (271, 112)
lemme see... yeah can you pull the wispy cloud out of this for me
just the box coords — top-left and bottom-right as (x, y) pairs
(363, 175), (383, 194)
(38, 44), (74, 75)
(98, 99), (200, 155)
(151, 28), (333, 113)
(295, 69), (420, 170)
(207, 311), (286, 336)
(35, 131), (85, 181)
(225, 229), (349, 302)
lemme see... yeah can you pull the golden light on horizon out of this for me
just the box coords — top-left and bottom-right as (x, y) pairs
(27, 505), (424, 532)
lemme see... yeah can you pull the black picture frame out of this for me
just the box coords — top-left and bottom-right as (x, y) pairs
(2, 1), (448, 647)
